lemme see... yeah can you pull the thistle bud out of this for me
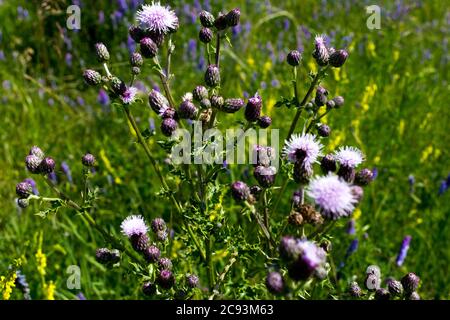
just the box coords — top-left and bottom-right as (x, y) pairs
(252, 145), (273, 167)
(144, 245), (161, 263)
(222, 98), (244, 113)
(279, 236), (302, 261)
(17, 198), (29, 208)
(355, 168), (374, 186)
(244, 94), (262, 122)
(226, 8), (241, 27)
(149, 89), (170, 114)
(230, 181), (250, 201)
(142, 282), (156, 296)
(140, 37), (158, 58)
(156, 230), (168, 242)
(287, 50), (301, 66)
(315, 92), (327, 107)
(317, 124), (331, 137)
(186, 274), (199, 288)
(161, 118), (178, 137)
(109, 249), (120, 264)
(316, 86), (329, 96)
(95, 43), (110, 62)
(25, 154), (42, 174)
(83, 69), (102, 86)
(375, 288), (390, 300)
(349, 281), (362, 297)
(29, 146), (44, 159)
(39, 157), (55, 174)
(337, 165), (355, 183)
(193, 86), (209, 101)
(130, 233), (149, 252)
(205, 64), (220, 87)
(254, 165), (276, 188)
(158, 257), (173, 270)
(320, 154), (337, 174)
(366, 265), (381, 277)
(325, 99), (335, 109)
(401, 273), (420, 294)
(312, 35), (329, 66)
(199, 10), (215, 28)
(266, 271), (284, 294)
(210, 95), (224, 109)
(365, 273), (381, 291)
(16, 181), (32, 198)
(214, 13), (228, 30)
(95, 248), (112, 265)
(160, 107), (177, 119)
(111, 77), (127, 96)
(151, 218), (166, 233)
(199, 27), (213, 43)
(293, 162), (312, 184)
(329, 49), (348, 68)
(388, 280), (404, 296)
(351, 185), (364, 203)
(178, 100), (198, 120)
(292, 191), (302, 210)
(132, 67), (141, 75)
(130, 52), (143, 67)
(147, 30), (165, 47)
(199, 98), (211, 110)
(157, 269), (175, 289)
(81, 153), (96, 167)
(288, 211), (304, 226)
(258, 116), (272, 128)
(333, 96), (345, 108)
(129, 25), (145, 43)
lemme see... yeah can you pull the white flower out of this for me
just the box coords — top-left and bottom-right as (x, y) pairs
(136, 2), (179, 35)
(182, 92), (193, 102)
(334, 146), (365, 168)
(121, 215), (148, 238)
(306, 173), (357, 219)
(120, 87), (138, 104)
(282, 133), (323, 170)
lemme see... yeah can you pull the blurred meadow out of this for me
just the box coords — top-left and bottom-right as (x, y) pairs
(0, 0), (449, 299)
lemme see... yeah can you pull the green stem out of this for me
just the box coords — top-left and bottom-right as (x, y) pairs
(215, 31), (221, 67)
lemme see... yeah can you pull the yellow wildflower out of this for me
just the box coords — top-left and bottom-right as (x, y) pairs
(44, 281), (56, 300)
(1, 273), (17, 300)
(420, 145), (433, 163)
(36, 248), (47, 277)
(100, 149), (122, 184)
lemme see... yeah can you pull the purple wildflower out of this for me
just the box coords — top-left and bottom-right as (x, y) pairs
(120, 215), (148, 238)
(396, 235), (412, 267)
(282, 133), (323, 170)
(61, 161), (73, 184)
(136, 2), (179, 35)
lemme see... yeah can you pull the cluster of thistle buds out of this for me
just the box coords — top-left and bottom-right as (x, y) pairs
(348, 265), (421, 300)
(312, 34), (348, 68)
(265, 236), (328, 295)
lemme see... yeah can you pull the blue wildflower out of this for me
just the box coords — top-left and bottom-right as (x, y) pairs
(396, 235), (411, 266)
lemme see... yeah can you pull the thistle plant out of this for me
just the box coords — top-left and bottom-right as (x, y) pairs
(13, 2), (422, 300)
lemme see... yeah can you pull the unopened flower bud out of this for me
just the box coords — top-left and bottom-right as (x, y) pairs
(82, 153), (96, 167)
(205, 64), (220, 87)
(200, 98), (211, 109)
(210, 95), (224, 109)
(222, 98), (244, 113)
(338, 165), (355, 183)
(333, 96), (345, 108)
(199, 10), (215, 28)
(95, 248), (112, 265)
(151, 218), (166, 233)
(375, 288), (390, 300)
(95, 43), (110, 62)
(287, 50), (301, 66)
(157, 269), (175, 289)
(225, 8), (240, 27)
(29, 146), (44, 159)
(193, 86), (209, 101)
(39, 157), (55, 174)
(83, 69), (102, 86)
(388, 280), (404, 296)
(288, 211), (304, 226)
(312, 35), (329, 66)
(349, 281), (362, 297)
(130, 52), (143, 67)
(111, 77), (127, 96)
(266, 272), (284, 294)
(293, 162), (312, 184)
(130, 234), (149, 252)
(401, 273), (420, 294)
(140, 37), (158, 58)
(186, 274), (199, 288)
(214, 13), (228, 30)
(329, 49), (348, 68)
(365, 273), (381, 291)
(156, 230), (168, 242)
(199, 27), (213, 43)
(355, 168), (374, 186)
(244, 94), (262, 122)
(250, 185), (262, 198)
(142, 282), (156, 296)
(147, 30), (165, 47)
(325, 99), (335, 109)
(16, 181), (32, 198)
(25, 155), (42, 174)
(258, 116), (272, 128)
(161, 118), (178, 137)
(17, 198), (29, 208)
(407, 292), (421, 300)
(149, 89), (170, 114)
(132, 67), (141, 75)
(158, 257), (173, 270)
(315, 93), (327, 107)
(230, 181), (250, 201)
(178, 100), (198, 120)
(144, 245), (161, 263)
(254, 165), (276, 188)
(317, 124), (331, 137)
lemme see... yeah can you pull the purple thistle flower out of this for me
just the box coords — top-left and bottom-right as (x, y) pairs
(334, 146), (365, 168)
(120, 87), (138, 104)
(282, 133), (323, 170)
(396, 235), (412, 266)
(306, 173), (357, 219)
(136, 2), (179, 35)
(61, 161), (73, 184)
(24, 178), (38, 195)
(120, 215), (148, 238)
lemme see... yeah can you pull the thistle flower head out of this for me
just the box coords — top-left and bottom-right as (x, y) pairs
(282, 133), (323, 169)
(136, 2), (179, 35)
(120, 215), (148, 238)
(312, 34), (329, 66)
(306, 173), (357, 219)
(120, 87), (138, 104)
(334, 146), (365, 168)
